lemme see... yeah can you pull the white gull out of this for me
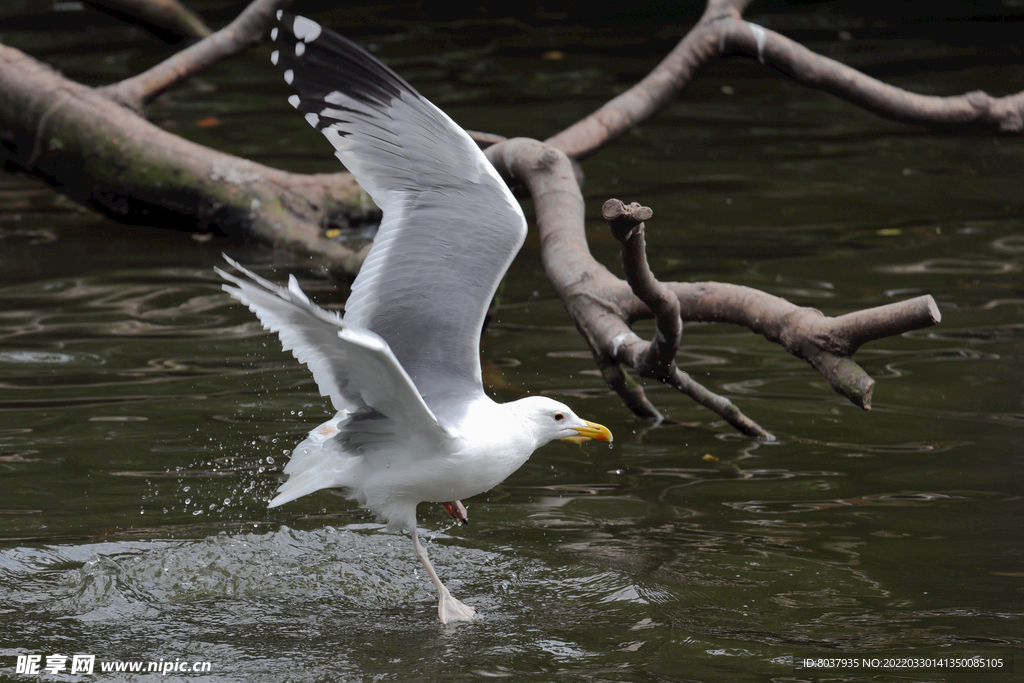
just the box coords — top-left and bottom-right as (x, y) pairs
(217, 12), (612, 623)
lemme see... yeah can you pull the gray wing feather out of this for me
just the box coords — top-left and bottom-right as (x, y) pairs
(273, 13), (527, 409)
(217, 257), (442, 436)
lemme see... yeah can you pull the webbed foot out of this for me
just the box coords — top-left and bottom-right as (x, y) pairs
(438, 593), (476, 623)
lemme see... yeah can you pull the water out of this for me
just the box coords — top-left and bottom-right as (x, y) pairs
(0, 2), (1022, 681)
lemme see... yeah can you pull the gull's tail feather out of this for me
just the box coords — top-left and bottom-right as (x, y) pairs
(268, 415), (360, 508)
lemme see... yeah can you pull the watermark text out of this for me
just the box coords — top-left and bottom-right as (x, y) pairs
(15, 654), (211, 676)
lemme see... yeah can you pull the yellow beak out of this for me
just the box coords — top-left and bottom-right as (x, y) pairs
(561, 419), (613, 443)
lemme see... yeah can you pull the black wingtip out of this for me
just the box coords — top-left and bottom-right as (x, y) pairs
(270, 11), (418, 108)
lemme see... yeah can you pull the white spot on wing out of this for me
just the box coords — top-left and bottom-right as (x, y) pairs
(284, 69), (294, 84)
(293, 16), (322, 42)
(270, 49), (279, 65)
(305, 112), (320, 127)
(295, 42), (305, 57)
(270, 27), (278, 41)
(288, 94), (300, 108)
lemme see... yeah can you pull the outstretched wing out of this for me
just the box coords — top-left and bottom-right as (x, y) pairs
(217, 257), (442, 438)
(271, 12), (527, 408)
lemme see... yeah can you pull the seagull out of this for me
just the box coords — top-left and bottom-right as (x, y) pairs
(216, 12), (612, 623)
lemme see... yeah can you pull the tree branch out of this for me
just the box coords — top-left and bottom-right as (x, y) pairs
(100, 0), (294, 112)
(720, 16), (1024, 133)
(0, 42), (370, 272)
(488, 138), (937, 430)
(656, 282), (941, 408)
(545, 0), (750, 159)
(546, 0), (1023, 160)
(603, 200), (679, 377)
(602, 198), (770, 437)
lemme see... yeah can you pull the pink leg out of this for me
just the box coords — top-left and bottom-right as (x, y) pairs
(411, 528), (475, 623)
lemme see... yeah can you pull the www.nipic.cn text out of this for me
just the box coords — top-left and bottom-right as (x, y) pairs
(15, 654), (212, 676)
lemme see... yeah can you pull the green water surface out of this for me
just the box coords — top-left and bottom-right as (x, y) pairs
(0, 2), (1021, 681)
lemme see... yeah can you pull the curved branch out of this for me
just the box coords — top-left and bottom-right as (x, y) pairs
(547, 0), (1023, 160)
(544, 0), (733, 159)
(721, 17), (1024, 133)
(100, 0), (294, 112)
(603, 199), (679, 376)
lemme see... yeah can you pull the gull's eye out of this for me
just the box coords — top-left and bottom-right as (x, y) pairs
(554, 413), (565, 421)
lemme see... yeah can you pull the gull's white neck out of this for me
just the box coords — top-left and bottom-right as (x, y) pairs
(445, 395), (546, 495)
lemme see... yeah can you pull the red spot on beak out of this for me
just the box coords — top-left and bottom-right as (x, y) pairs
(442, 500), (468, 525)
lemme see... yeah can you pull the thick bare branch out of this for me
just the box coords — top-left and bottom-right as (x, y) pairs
(0, 42), (369, 273)
(544, 6), (718, 159)
(100, 0), (293, 111)
(648, 281), (941, 409)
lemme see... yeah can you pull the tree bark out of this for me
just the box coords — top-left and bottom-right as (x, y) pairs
(0, 39), (370, 272)
(100, 0), (289, 112)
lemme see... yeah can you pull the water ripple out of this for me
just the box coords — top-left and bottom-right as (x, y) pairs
(726, 489), (1011, 514)
(876, 258), (1019, 275)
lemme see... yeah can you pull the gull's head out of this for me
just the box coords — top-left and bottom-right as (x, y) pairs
(511, 396), (612, 447)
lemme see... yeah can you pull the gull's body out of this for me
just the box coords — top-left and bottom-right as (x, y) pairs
(218, 12), (610, 623)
